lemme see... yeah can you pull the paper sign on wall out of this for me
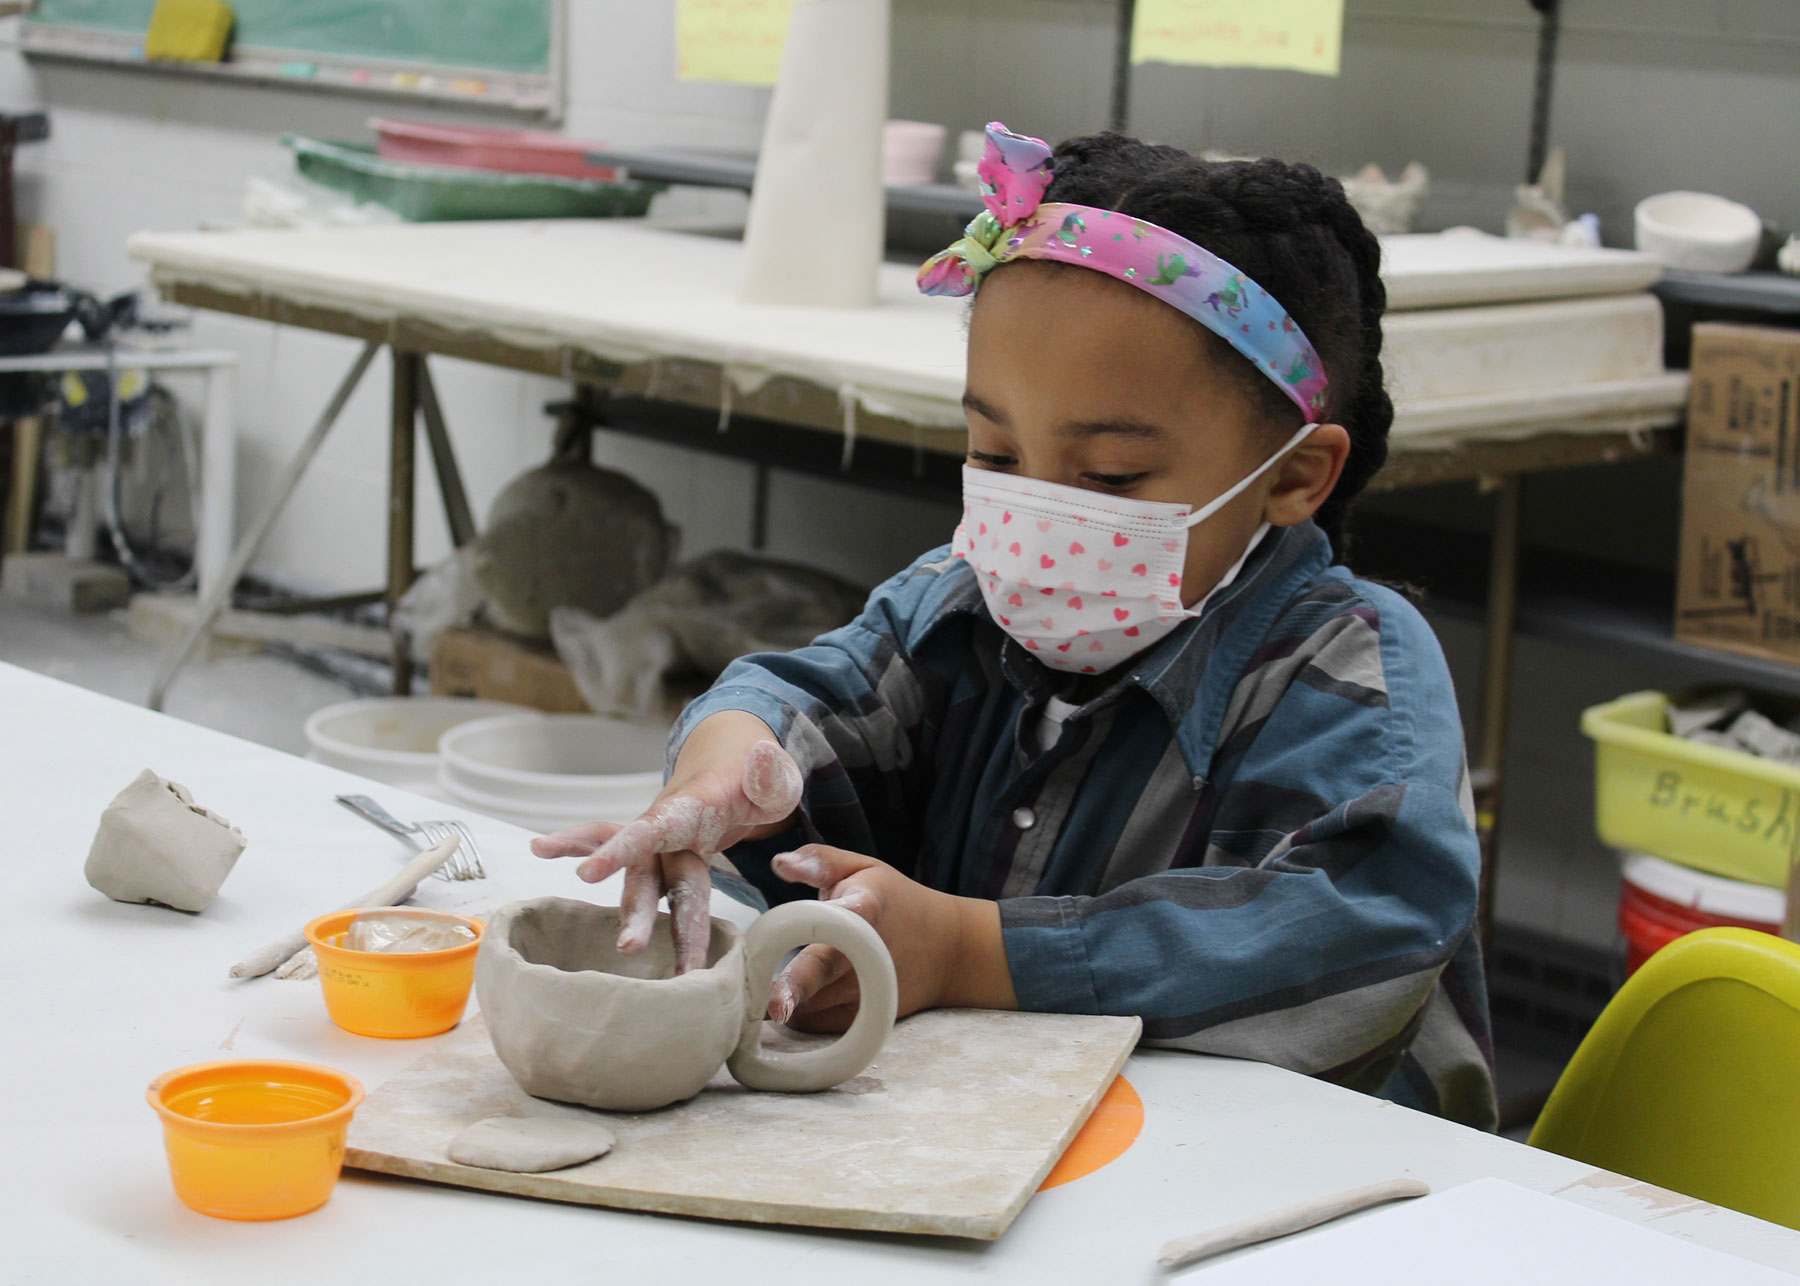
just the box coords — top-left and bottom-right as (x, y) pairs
(676, 0), (799, 86)
(1132, 0), (1344, 76)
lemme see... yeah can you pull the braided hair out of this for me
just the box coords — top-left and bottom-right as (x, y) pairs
(1036, 132), (1391, 559)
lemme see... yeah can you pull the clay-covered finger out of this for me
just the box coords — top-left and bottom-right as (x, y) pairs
(786, 999), (858, 1036)
(531, 820), (625, 860)
(616, 861), (664, 955)
(770, 943), (852, 1022)
(741, 739), (803, 819)
(574, 802), (683, 882)
(663, 851), (713, 976)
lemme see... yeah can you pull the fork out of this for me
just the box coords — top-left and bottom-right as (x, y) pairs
(335, 795), (486, 881)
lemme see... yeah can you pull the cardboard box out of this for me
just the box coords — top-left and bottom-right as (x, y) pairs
(429, 627), (589, 713)
(1676, 323), (1800, 665)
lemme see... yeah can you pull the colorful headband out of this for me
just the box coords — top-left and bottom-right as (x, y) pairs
(919, 122), (1330, 418)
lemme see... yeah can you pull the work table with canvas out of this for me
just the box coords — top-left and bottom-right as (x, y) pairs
(6, 660), (1797, 1280)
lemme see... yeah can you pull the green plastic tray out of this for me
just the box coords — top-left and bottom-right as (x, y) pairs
(283, 136), (664, 222)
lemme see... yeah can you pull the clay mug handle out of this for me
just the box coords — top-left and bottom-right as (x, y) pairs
(726, 899), (898, 1093)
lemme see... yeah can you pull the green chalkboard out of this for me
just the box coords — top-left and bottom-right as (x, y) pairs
(28, 0), (553, 76)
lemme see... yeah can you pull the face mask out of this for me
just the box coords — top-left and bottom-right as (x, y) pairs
(952, 421), (1317, 673)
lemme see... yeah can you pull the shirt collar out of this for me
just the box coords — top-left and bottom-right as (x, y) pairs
(985, 522), (1331, 771)
(1133, 520), (1333, 777)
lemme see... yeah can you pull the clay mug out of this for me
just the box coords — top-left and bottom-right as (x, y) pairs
(476, 895), (898, 1112)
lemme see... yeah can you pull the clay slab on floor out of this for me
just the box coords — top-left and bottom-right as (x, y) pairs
(347, 1009), (1141, 1240)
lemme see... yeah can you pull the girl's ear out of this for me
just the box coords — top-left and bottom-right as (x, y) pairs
(1265, 423), (1351, 527)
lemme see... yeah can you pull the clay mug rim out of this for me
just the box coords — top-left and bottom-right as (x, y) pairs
(481, 901), (745, 996)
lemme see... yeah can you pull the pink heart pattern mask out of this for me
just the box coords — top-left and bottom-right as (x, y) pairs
(952, 419), (1315, 672)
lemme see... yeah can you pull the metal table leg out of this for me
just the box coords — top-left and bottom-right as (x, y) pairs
(4, 415), (40, 556)
(389, 349), (420, 695)
(417, 357), (476, 549)
(195, 359), (237, 601)
(148, 341), (380, 711)
(1474, 475), (1524, 962)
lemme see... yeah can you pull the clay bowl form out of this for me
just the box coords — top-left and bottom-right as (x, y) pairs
(147, 1059), (364, 1220)
(304, 908), (484, 1038)
(303, 696), (524, 796)
(1634, 191), (1761, 273)
(477, 898), (746, 1112)
(436, 712), (667, 832)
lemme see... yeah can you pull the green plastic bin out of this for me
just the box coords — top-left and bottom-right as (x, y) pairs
(283, 136), (664, 222)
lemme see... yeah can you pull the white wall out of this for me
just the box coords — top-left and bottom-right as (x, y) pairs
(2, 0), (1795, 952)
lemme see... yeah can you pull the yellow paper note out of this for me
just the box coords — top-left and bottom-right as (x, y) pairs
(1132, 0), (1344, 76)
(677, 0), (800, 86)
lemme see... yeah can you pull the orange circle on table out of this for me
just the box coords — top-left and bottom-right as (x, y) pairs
(1038, 1075), (1143, 1190)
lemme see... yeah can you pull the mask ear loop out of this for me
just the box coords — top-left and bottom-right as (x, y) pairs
(1182, 422), (1320, 528)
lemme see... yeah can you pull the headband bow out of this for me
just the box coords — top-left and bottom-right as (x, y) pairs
(918, 122), (1331, 419)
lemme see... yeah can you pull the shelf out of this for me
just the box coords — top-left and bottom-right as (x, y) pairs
(1352, 512), (1800, 698)
(1654, 269), (1800, 318)
(586, 147), (984, 220)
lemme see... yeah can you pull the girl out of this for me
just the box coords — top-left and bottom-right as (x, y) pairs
(534, 123), (1496, 1131)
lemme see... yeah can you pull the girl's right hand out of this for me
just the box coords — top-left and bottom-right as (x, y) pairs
(529, 712), (803, 975)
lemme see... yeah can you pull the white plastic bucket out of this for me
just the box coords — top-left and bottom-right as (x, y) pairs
(303, 697), (526, 795)
(1618, 851), (1786, 975)
(436, 712), (668, 833)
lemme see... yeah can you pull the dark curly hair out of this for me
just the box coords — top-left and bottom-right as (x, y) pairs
(1032, 132), (1391, 559)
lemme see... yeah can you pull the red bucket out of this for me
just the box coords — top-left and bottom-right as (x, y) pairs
(1618, 852), (1786, 975)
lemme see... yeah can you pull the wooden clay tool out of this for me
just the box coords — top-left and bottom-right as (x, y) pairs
(1157, 1177), (1431, 1272)
(228, 833), (462, 980)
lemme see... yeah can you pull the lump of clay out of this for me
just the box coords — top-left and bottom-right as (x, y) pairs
(83, 769), (247, 913)
(448, 1115), (615, 1173)
(551, 549), (869, 717)
(472, 460), (676, 640)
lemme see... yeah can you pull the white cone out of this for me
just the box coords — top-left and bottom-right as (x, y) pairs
(739, 0), (889, 309)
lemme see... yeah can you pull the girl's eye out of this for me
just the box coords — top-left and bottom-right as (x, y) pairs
(1086, 472), (1147, 490)
(967, 450), (1015, 470)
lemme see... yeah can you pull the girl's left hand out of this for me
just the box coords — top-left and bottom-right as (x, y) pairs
(768, 844), (998, 1032)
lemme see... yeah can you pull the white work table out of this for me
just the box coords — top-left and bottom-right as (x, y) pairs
(5, 661), (1798, 1281)
(126, 219), (1683, 442)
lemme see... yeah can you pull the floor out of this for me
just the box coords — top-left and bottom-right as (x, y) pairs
(2, 590), (1566, 1137)
(0, 594), (360, 755)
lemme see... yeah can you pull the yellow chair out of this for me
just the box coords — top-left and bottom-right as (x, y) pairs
(1529, 927), (1800, 1230)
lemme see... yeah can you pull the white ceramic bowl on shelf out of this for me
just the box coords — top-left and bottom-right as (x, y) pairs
(436, 712), (669, 833)
(1633, 191), (1761, 273)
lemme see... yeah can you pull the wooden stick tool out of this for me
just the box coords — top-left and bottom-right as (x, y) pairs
(1157, 1178), (1431, 1273)
(228, 833), (462, 981)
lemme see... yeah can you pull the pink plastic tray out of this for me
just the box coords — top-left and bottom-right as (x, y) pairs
(371, 119), (617, 182)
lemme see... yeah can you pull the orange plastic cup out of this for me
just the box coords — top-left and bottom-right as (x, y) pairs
(147, 1059), (364, 1220)
(304, 908), (484, 1039)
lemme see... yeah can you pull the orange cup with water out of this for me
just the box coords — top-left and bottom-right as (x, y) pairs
(147, 1059), (364, 1220)
(304, 908), (483, 1038)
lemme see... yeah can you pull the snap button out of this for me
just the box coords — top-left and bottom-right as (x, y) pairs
(1011, 806), (1037, 831)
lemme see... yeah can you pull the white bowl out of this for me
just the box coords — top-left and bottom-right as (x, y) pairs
(883, 120), (947, 186)
(1634, 191), (1761, 273)
(437, 713), (669, 823)
(436, 770), (653, 834)
(303, 697), (525, 794)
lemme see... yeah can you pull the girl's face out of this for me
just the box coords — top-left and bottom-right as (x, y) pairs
(965, 263), (1350, 609)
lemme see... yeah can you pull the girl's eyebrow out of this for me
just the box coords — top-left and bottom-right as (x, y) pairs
(1057, 417), (1169, 442)
(965, 391), (1169, 443)
(962, 390), (1005, 423)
